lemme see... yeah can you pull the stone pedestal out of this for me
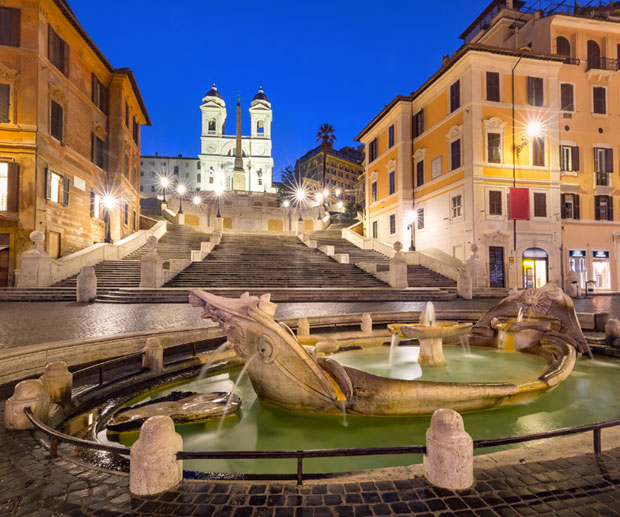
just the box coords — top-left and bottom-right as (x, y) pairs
(40, 362), (73, 412)
(4, 379), (50, 430)
(465, 244), (485, 288)
(18, 231), (53, 287)
(76, 266), (97, 302)
(214, 217), (224, 231)
(140, 236), (163, 288)
(130, 416), (183, 495)
(457, 268), (472, 300)
(418, 337), (447, 366)
(295, 220), (303, 235)
(176, 213), (185, 225)
(297, 317), (310, 337)
(606, 318), (620, 348)
(142, 337), (164, 373)
(424, 408), (473, 490)
(389, 242), (408, 289)
(361, 313), (372, 334)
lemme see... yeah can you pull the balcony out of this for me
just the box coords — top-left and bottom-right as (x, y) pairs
(586, 57), (618, 80)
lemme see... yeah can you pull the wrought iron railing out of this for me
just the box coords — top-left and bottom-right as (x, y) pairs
(587, 57), (618, 72)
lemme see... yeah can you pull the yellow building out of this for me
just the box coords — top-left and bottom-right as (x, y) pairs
(0, 0), (150, 286)
(357, 0), (620, 291)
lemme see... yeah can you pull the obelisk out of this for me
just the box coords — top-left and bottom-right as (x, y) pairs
(232, 93), (246, 190)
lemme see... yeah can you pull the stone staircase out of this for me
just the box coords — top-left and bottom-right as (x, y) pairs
(163, 232), (388, 288)
(308, 228), (457, 289)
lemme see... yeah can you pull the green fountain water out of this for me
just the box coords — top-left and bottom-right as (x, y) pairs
(101, 345), (620, 474)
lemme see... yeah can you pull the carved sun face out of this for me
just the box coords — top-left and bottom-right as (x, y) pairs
(517, 288), (552, 317)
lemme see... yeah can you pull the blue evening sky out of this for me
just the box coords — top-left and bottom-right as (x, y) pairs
(70, 1), (491, 180)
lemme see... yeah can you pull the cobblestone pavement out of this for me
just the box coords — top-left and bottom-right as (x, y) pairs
(1, 296), (618, 349)
(2, 399), (620, 516)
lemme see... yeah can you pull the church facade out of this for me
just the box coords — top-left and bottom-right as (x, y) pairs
(198, 85), (275, 193)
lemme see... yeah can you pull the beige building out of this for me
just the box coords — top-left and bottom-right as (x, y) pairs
(0, 0), (150, 286)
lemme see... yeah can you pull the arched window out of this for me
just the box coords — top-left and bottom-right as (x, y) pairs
(256, 120), (264, 134)
(587, 40), (601, 70)
(556, 36), (570, 57)
(208, 118), (216, 133)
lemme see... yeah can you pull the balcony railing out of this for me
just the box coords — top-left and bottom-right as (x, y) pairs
(561, 57), (580, 65)
(587, 57), (619, 72)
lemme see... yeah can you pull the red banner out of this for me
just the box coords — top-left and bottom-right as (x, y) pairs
(509, 187), (530, 220)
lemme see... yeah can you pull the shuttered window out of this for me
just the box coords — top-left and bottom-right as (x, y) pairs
(48, 25), (69, 76)
(132, 117), (139, 144)
(413, 110), (425, 138)
(50, 100), (63, 142)
(0, 84), (9, 123)
(0, 162), (18, 212)
(527, 77), (544, 106)
(91, 134), (105, 169)
(451, 139), (461, 170)
(416, 160), (424, 187)
(388, 171), (395, 195)
(533, 192), (547, 217)
(62, 176), (70, 206)
(0, 7), (20, 47)
(450, 80), (460, 112)
(595, 195), (613, 221)
(91, 74), (108, 114)
(561, 193), (580, 220)
(561, 145), (580, 172)
(594, 147), (613, 173)
(532, 137), (545, 166)
(560, 83), (574, 111)
(417, 208), (425, 230)
(369, 138), (378, 162)
(486, 72), (500, 102)
(593, 86), (606, 114)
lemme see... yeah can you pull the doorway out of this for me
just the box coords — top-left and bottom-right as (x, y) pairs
(48, 231), (61, 259)
(522, 247), (548, 288)
(489, 246), (505, 288)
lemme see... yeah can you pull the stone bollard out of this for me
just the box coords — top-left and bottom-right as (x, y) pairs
(457, 268), (472, 300)
(595, 312), (610, 333)
(424, 408), (473, 490)
(142, 337), (164, 373)
(140, 236), (163, 288)
(4, 379), (50, 430)
(361, 313), (372, 334)
(76, 266), (97, 302)
(297, 317), (310, 337)
(605, 318), (620, 348)
(130, 416), (183, 495)
(389, 242), (408, 289)
(40, 361), (73, 412)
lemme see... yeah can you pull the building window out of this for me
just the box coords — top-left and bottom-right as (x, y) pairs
(140, 185), (143, 192)
(369, 138), (378, 162)
(587, 40), (601, 70)
(133, 210), (137, 230)
(90, 190), (101, 218)
(431, 156), (442, 179)
(48, 25), (69, 76)
(91, 134), (105, 169)
(560, 145), (579, 172)
(594, 147), (613, 186)
(451, 194), (462, 219)
(486, 72), (500, 102)
(0, 7), (20, 47)
(532, 137), (545, 166)
(257, 120), (265, 134)
(0, 162), (18, 212)
(208, 119), (216, 133)
(416, 160), (424, 187)
(556, 36), (571, 57)
(450, 80), (460, 112)
(132, 117), (139, 143)
(197, 174), (201, 182)
(417, 208), (425, 230)
(389, 214), (396, 234)
(560, 83), (574, 111)
(489, 190), (502, 215)
(209, 177), (214, 184)
(413, 109), (425, 138)
(595, 195), (613, 221)
(0, 84), (9, 123)
(124, 154), (129, 179)
(487, 133), (501, 163)
(527, 77), (543, 106)
(124, 203), (128, 225)
(386, 171), (395, 195)
(151, 185), (155, 192)
(450, 139), (461, 170)
(371, 181), (377, 203)
(533, 192), (547, 217)
(388, 124), (395, 148)
(50, 100), (63, 142)
(561, 193), (580, 219)
(46, 171), (61, 204)
(372, 220), (378, 238)
(125, 101), (129, 127)
(197, 161), (201, 169)
(173, 166), (179, 175)
(92, 74), (108, 114)
(593, 86), (606, 114)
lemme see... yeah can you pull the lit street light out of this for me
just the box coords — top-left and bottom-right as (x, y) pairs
(215, 185), (223, 218)
(177, 184), (186, 214)
(102, 194), (117, 244)
(406, 209), (416, 251)
(193, 195), (201, 206)
(160, 177), (170, 202)
(295, 188), (306, 221)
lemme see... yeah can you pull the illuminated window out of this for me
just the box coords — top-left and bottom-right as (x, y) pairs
(0, 162), (7, 211)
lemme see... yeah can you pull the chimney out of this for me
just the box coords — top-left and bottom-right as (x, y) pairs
(441, 54), (450, 66)
(178, 154), (182, 158)
(506, 0), (513, 8)
(155, 151), (158, 156)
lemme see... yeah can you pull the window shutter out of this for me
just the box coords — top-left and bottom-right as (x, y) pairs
(90, 133), (94, 162)
(62, 176), (70, 206)
(605, 148), (613, 173)
(574, 194), (580, 219)
(608, 196), (614, 221)
(0, 84), (9, 123)
(527, 77), (533, 104)
(572, 146), (580, 171)
(45, 167), (51, 200)
(90, 190), (95, 217)
(561, 194), (566, 219)
(559, 147), (565, 170)
(595, 195), (601, 220)
(7, 162), (19, 212)
(91, 73), (96, 104)
(47, 25), (53, 61)
(8, 8), (20, 47)
(62, 39), (69, 77)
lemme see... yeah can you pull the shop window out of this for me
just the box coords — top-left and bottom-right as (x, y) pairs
(592, 250), (611, 289)
(567, 250), (587, 289)
(522, 247), (548, 289)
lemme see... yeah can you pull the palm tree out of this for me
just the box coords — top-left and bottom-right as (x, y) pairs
(280, 165), (297, 190)
(316, 123), (336, 148)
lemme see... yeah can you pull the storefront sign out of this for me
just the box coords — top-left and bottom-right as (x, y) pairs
(569, 250), (586, 258)
(593, 250), (609, 259)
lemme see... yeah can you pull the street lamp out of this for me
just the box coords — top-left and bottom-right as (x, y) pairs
(315, 192), (324, 219)
(335, 188), (341, 198)
(406, 209), (416, 251)
(177, 184), (186, 214)
(193, 195), (201, 206)
(215, 185), (223, 218)
(102, 194), (117, 244)
(295, 188), (306, 221)
(160, 177), (170, 203)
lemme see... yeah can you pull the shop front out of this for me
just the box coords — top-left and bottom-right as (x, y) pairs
(522, 247), (548, 289)
(592, 250), (611, 290)
(567, 249), (587, 289)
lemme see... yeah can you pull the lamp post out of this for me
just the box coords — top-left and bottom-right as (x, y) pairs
(177, 184), (186, 214)
(296, 188), (306, 222)
(406, 209), (416, 252)
(215, 185), (223, 218)
(160, 177), (169, 203)
(193, 195), (201, 207)
(283, 199), (290, 231)
(315, 192), (324, 219)
(102, 194), (117, 244)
